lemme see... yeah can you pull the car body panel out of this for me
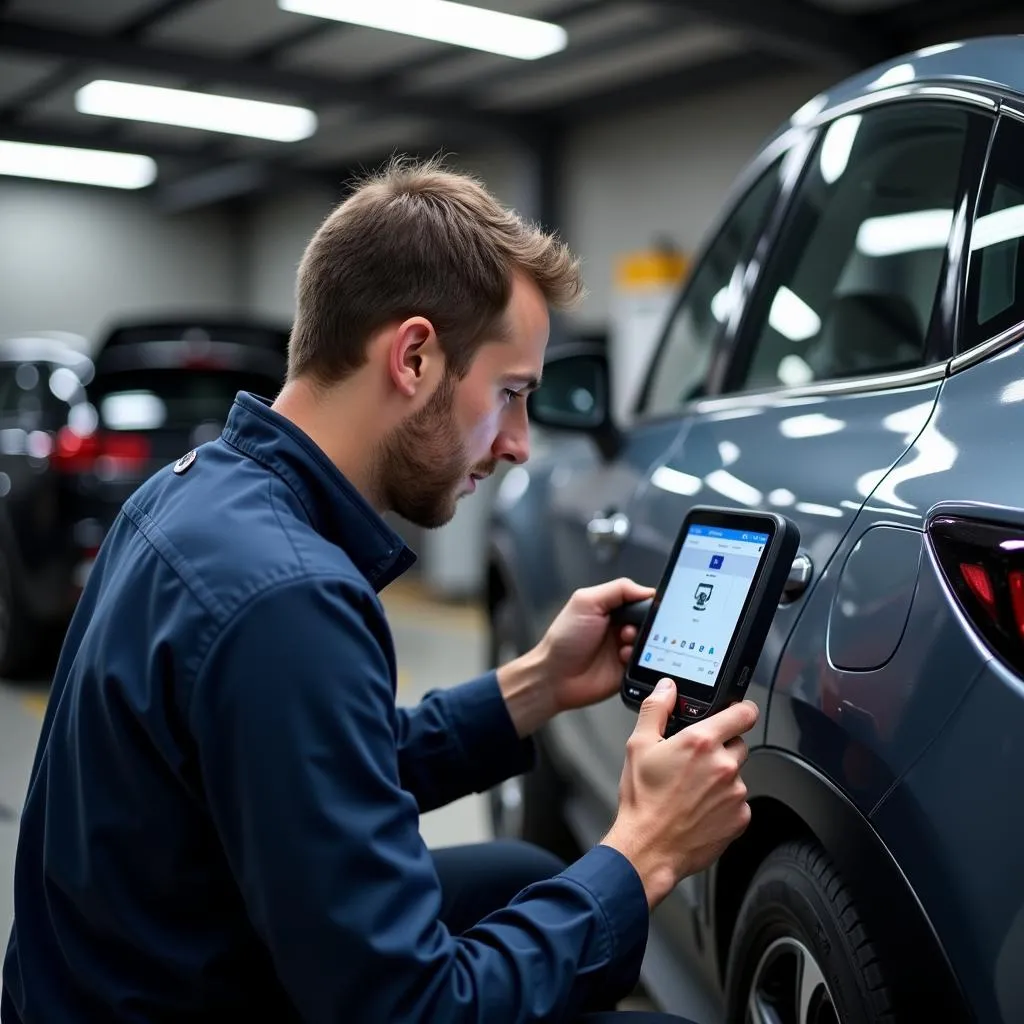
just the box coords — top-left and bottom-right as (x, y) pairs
(487, 37), (1024, 1022)
(826, 524), (922, 671)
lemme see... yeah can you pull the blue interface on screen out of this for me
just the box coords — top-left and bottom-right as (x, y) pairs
(639, 525), (768, 688)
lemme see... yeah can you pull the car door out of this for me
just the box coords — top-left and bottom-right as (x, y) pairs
(542, 133), (810, 775)
(546, 94), (994, 1011)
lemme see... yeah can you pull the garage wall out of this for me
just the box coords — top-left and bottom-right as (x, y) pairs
(0, 180), (242, 347)
(562, 71), (833, 330)
(241, 185), (340, 324)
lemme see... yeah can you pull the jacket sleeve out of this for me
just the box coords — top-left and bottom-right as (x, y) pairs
(188, 577), (649, 1024)
(395, 673), (536, 813)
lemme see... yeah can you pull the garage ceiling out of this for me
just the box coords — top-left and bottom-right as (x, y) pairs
(0, 0), (1018, 210)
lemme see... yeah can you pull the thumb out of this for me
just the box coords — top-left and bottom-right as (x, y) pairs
(633, 678), (677, 741)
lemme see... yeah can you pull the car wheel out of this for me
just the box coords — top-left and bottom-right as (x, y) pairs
(725, 840), (895, 1024)
(487, 593), (581, 864)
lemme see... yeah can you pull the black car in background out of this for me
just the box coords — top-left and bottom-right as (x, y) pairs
(0, 319), (288, 677)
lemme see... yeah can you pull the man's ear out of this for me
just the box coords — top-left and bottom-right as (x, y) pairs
(388, 317), (442, 398)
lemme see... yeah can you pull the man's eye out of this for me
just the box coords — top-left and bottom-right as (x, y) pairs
(504, 389), (522, 402)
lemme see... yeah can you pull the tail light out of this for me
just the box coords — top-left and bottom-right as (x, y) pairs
(52, 427), (150, 476)
(930, 515), (1024, 674)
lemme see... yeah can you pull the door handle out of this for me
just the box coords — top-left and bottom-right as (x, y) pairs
(783, 553), (813, 601)
(586, 512), (631, 550)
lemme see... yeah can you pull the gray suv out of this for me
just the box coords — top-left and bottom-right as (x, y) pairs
(486, 36), (1024, 1024)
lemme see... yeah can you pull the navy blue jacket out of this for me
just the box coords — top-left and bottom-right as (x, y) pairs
(2, 392), (648, 1023)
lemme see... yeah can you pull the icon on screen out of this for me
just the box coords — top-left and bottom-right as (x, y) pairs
(671, 638), (677, 645)
(699, 645), (705, 653)
(709, 554), (724, 570)
(688, 642), (696, 650)
(653, 634), (659, 642)
(644, 652), (652, 662)
(709, 646), (715, 655)
(694, 583), (714, 611)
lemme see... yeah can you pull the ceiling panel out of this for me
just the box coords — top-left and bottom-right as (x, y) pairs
(0, 55), (64, 106)
(145, 0), (313, 56)
(5, 0), (160, 33)
(279, 24), (448, 76)
(482, 24), (741, 107)
(296, 115), (435, 166)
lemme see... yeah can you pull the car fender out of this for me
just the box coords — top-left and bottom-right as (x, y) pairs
(711, 747), (971, 1022)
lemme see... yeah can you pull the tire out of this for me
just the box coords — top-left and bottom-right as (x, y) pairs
(487, 594), (581, 864)
(725, 840), (896, 1024)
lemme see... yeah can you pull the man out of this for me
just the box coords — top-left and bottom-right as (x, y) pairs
(2, 159), (756, 1023)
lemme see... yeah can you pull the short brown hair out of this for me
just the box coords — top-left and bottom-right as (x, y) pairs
(288, 156), (583, 385)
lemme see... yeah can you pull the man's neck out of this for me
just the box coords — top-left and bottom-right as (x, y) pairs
(271, 377), (388, 513)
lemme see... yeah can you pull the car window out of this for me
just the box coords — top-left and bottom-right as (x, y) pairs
(640, 158), (783, 416)
(737, 104), (974, 391)
(91, 368), (279, 432)
(963, 115), (1024, 348)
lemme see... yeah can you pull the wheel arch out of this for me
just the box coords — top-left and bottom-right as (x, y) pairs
(712, 747), (970, 1022)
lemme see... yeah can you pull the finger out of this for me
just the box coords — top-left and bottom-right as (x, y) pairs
(618, 625), (638, 644)
(619, 645), (633, 664)
(724, 736), (749, 768)
(632, 678), (677, 741)
(581, 577), (656, 615)
(697, 700), (760, 746)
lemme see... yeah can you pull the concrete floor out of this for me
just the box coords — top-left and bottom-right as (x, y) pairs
(0, 580), (494, 957)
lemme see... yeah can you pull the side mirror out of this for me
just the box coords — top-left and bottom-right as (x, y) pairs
(528, 344), (620, 459)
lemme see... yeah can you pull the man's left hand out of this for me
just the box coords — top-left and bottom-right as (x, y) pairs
(538, 577), (655, 713)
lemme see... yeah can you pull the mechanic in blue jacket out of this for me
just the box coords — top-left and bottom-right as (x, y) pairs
(2, 159), (757, 1024)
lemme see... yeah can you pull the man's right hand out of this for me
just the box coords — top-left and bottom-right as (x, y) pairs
(601, 679), (758, 909)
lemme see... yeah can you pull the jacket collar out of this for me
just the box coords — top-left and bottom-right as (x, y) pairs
(221, 392), (416, 591)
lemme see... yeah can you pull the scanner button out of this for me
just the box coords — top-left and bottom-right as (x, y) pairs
(684, 704), (705, 718)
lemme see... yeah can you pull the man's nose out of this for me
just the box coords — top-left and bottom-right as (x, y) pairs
(494, 403), (530, 465)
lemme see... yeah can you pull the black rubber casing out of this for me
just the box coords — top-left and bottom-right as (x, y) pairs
(615, 505), (800, 732)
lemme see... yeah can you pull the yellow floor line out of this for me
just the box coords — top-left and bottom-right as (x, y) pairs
(19, 693), (49, 720)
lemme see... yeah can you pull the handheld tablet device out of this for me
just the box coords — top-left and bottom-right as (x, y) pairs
(617, 506), (800, 732)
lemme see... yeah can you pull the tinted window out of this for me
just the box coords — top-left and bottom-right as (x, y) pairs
(641, 159), (782, 415)
(91, 369), (278, 432)
(738, 104), (974, 391)
(964, 115), (1024, 347)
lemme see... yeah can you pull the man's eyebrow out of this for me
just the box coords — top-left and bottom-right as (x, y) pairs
(508, 376), (542, 393)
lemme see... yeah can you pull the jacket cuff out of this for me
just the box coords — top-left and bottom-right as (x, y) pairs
(444, 672), (536, 791)
(560, 844), (650, 965)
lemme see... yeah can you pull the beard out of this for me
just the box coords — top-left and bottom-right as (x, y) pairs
(376, 373), (495, 529)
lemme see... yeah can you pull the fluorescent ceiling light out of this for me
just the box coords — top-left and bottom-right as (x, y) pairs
(705, 470), (763, 507)
(819, 114), (861, 185)
(857, 209), (953, 257)
(768, 286), (821, 342)
(651, 466), (702, 496)
(776, 354), (814, 388)
(869, 63), (915, 91)
(779, 413), (845, 439)
(971, 204), (1024, 251)
(0, 140), (156, 189)
(279, 0), (567, 60)
(76, 81), (317, 142)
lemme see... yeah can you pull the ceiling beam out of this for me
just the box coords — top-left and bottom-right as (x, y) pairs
(0, 117), (217, 161)
(0, 18), (529, 143)
(647, 0), (892, 69)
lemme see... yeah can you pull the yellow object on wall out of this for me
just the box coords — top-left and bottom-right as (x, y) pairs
(609, 248), (690, 422)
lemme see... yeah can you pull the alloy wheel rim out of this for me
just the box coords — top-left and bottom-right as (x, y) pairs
(746, 936), (838, 1024)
